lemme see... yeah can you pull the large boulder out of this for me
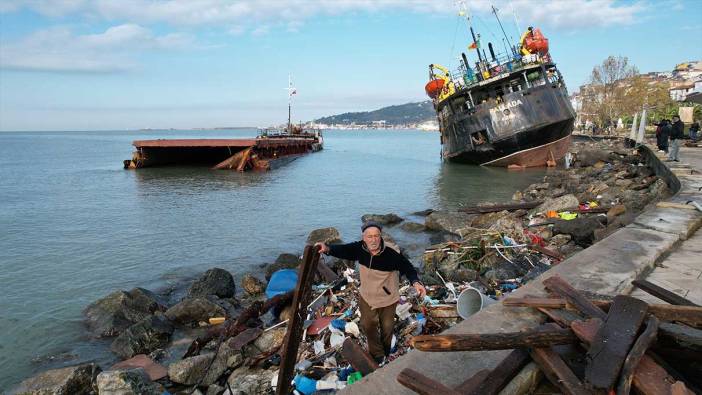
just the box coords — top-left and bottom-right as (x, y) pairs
(83, 288), (166, 337)
(226, 366), (276, 395)
(13, 363), (101, 395)
(534, 194), (579, 214)
(552, 216), (606, 247)
(165, 297), (226, 325)
(424, 211), (476, 235)
(96, 368), (162, 395)
(188, 268), (236, 299)
(306, 227), (342, 245)
(168, 353), (215, 385)
(361, 213), (403, 225)
(264, 253), (301, 280)
(576, 149), (612, 167)
(243, 327), (286, 359)
(400, 221), (425, 232)
(241, 274), (266, 296)
(201, 341), (245, 386)
(110, 314), (174, 359)
(471, 210), (512, 229)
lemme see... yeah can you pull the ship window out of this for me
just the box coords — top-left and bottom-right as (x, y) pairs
(471, 131), (487, 145)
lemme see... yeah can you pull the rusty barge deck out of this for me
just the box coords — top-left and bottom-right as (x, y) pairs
(123, 133), (322, 171)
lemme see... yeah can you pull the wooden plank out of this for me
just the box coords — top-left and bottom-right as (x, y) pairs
(397, 368), (460, 395)
(656, 201), (698, 210)
(410, 328), (577, 352)
(543, 276), (607, 320)
(341, 338), (379, 376)
(453, 369), (491, 394)
(658, 322), (702, 352)
(617, 316), (660, 395)
(276, 245), (320, 395)
(227, 327), (263, 351)
(537, 307), (583, 328)
(458, 201), (542, 214)
(585, 295), (649, 390)
(530, 347), (590, 395)
(460, 349), (530, 395)
(530, 244), (565, 261)
(504, 297), (702, 328)
(571, 317), (680, 395)
(632, 280), (699, 307)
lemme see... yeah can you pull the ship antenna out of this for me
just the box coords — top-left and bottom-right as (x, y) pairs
(491, 5), (512, 55)
(286, 74), (295, 133)
(456, 0), (483, 64)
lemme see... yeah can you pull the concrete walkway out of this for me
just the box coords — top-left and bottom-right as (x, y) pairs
(629, 144), (702, 305)
(341, 142), (702, 394)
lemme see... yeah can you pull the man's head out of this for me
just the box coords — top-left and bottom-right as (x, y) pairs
(361, 221), (383, 253)
(673, 115), (680, 122)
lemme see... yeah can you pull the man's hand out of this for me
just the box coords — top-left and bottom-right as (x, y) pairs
(315, 242), (329, 254)
(413, 282), (426, 299)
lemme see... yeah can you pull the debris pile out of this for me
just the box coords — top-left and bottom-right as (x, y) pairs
(398, 275), (702, 395)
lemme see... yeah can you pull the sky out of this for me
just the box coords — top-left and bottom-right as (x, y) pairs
(0, 0), (701, 131)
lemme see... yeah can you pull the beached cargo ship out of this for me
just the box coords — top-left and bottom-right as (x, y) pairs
(426, 20), (576, 167)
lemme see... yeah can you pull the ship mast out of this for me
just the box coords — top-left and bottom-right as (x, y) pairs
(491, 5), (514, 54)
(456, 0), (483, 64)
(286, 74), (296, 133)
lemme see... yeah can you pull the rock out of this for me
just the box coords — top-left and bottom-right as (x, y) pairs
(188, 268), (236, 299)
(511, 190), (523, 201)
(207, 384), (225, 395)
(412, 209), (434, 216)
(614, 178), (633, 187)
(111, 354), (167, 381)
(279, 304), (294, 322)
(648, 178), (671, 200)
(361, 213), (404, 225)
(241, 274), (266, 296)
(110, 314), (174, 359)
(84, 288), (166, 337)
(471, 210), (511, 229)
(552, 216), (606, 247)
(306, 227), (341, 245)
(534, 194), (579, 214)
(168, 353), (215, 385)
(96, 368), (162, 395)
(244, 327), (287, 358)
(606, 204), (626, 223)
(424, 211), (476, 235)
(13, 363), (101, 395)
(201, 340), (244, 385)
(577, 149), (611, 167)
(226, 366), (276, 395)
(264, 253), (301, 280)
(381, 231), (401, 253)
(165, 298), (226, 325)
(488, 215), (526, 242)
(400, 221), (425, 232)
(548, 234), (572, 248)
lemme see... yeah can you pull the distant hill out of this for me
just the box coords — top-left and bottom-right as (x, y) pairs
(315, 101), (435, 125)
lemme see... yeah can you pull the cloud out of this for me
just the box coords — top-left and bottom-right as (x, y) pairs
(2, 0), (646, 31)
(0, 24), (194, 73)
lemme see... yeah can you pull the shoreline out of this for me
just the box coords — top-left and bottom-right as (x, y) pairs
(9, 137), (680, 395)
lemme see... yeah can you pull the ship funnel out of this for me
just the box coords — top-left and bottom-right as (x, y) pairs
(488, 43), (497, 61)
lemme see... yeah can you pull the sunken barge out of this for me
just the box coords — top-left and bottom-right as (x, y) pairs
(123, 128), (322, 171)
(426, 26), (576, 167)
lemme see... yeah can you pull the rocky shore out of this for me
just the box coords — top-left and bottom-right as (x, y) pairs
(12, 138), (673, 395)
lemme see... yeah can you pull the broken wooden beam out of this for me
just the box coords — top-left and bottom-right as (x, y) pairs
(585, 295), (649, 391)
(397, 368), (460, 395)
(657, 322), (702, 352)
(276, 245), (320, 395)
(571, 317), (682, 395)
(459, 349), (530, 395)
(632, 279), (699, 307)
(543, 276), (607, 320)
(529, 347), (590, 395)
(617, 316), (660, 395)
(410, 328), (577, 352)
(458, 201), (542, 214)
(503, 296), (702, 328)
(341, 338), (379, 376)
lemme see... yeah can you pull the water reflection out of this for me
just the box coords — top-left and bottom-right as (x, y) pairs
(132, 166), (270, 196)
(432, 162), (546, 209)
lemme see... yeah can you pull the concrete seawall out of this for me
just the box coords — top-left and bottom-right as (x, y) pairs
(341, 140), (702, 394)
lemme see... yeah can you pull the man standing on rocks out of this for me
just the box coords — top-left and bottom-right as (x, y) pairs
(315, 221), (426, 364)
(668, 115), (684, 162)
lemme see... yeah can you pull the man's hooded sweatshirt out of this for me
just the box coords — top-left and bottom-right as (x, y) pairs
(327, 240), (420, 309)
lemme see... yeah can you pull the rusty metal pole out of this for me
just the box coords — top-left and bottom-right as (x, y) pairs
(276, 245), (320, 394)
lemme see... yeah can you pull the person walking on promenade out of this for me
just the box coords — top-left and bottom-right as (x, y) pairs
(668, 115), (684, 162)
(690, 119), (699, 143)
(315, 221), (426, 364)
(659, 119), (671, 153)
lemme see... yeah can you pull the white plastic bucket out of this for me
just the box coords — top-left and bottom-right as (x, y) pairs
(456, 287), (496, 319)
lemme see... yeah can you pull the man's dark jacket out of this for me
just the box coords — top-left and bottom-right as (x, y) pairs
(671, 120), (684, 140)
(328, 241), (420, 284)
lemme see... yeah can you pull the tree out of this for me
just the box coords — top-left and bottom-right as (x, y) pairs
(581, 56), (639, 129)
